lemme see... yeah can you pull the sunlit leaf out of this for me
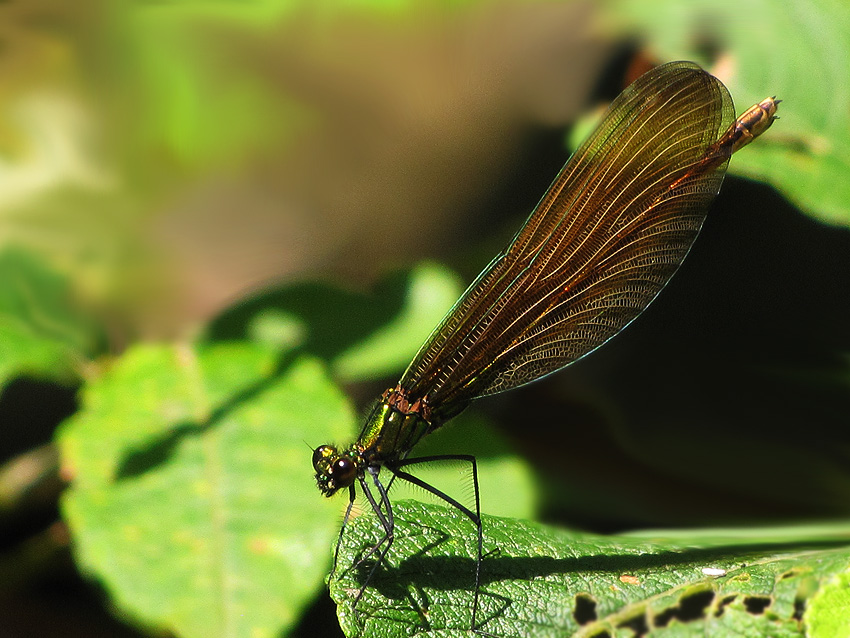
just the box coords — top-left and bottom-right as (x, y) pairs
(58, 342), (355, 638)
(606, 0), (850, 226)
(332, 500), (850, 637)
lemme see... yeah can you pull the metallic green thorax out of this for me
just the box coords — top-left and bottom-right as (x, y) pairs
(357, 390), (432, 459)
(313, 386), (436, 497)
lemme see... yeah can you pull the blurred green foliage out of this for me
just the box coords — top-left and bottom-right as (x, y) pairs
(0, 246), (101, 385)
(607, 0), (850, 226)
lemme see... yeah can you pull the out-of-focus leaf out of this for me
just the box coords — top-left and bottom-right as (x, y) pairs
(58, 342), (355, 638)
(332, 262), (463, 381)
(605, 0), (850, 226)
(805, 568), (850, 638)
(0, 246), (98, 387)
(332, 500), (850, 637)
(208, 262), (464, 383)
(126, 8), (309, 170)
(386, 409), (539, 521)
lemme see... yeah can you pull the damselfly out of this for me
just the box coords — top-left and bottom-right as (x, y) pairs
(313, 60), (778, 631)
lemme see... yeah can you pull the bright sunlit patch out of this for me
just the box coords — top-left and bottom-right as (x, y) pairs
(0, 91), (114, 209)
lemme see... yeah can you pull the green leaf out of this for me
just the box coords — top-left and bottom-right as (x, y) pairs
(331, 500), (850, 637)
(208, 263), (464, 383)
(0, 245), (98, 387)
(805, 569), (850, 638)
(605, 0), (850, 227)
(58, 342), (356, 638)
(332, 262), (463, 382)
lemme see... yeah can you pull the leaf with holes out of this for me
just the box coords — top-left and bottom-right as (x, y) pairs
(330, 500), (850, 637)
(58, 342), (355, 638)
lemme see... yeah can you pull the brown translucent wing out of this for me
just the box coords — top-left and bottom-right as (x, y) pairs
(400, 61), (735, 419)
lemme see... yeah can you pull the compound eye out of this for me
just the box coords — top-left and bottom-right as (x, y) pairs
(333, 457), (357, 488)
(312, 445), (335, 471)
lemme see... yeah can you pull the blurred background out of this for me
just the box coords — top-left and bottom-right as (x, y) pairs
(1, 0), (848, 636)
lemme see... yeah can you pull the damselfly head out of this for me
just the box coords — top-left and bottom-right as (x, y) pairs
(313, 444), (358, 496)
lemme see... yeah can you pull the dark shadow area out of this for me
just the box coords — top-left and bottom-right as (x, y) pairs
(574, 592), (598, 624)
(793, 595), (806, 621)
(654, 589), (714, 626)
(492, 178), (850, 531)
(715, 594), (737, 617)
(0, 378), (77, 465)
(288, 590), (345, 638)
(618, 610), (650, 635)
(0, 380), (75, 547)
(0, 379), (154, 638)
(743, 595), (772, 615)
(0, 548), (149, 638)
(117, 421), (207, 479)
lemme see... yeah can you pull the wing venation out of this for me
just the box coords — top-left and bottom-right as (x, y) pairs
(400, 62), (735, 416)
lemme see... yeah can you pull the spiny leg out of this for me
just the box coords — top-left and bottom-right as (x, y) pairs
(350, 465), (396, 611)
(389, 454), (484, 632)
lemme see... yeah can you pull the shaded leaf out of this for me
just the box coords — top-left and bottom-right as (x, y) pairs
(332, 263), (463, 382)
(0, 246), (99, 387)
